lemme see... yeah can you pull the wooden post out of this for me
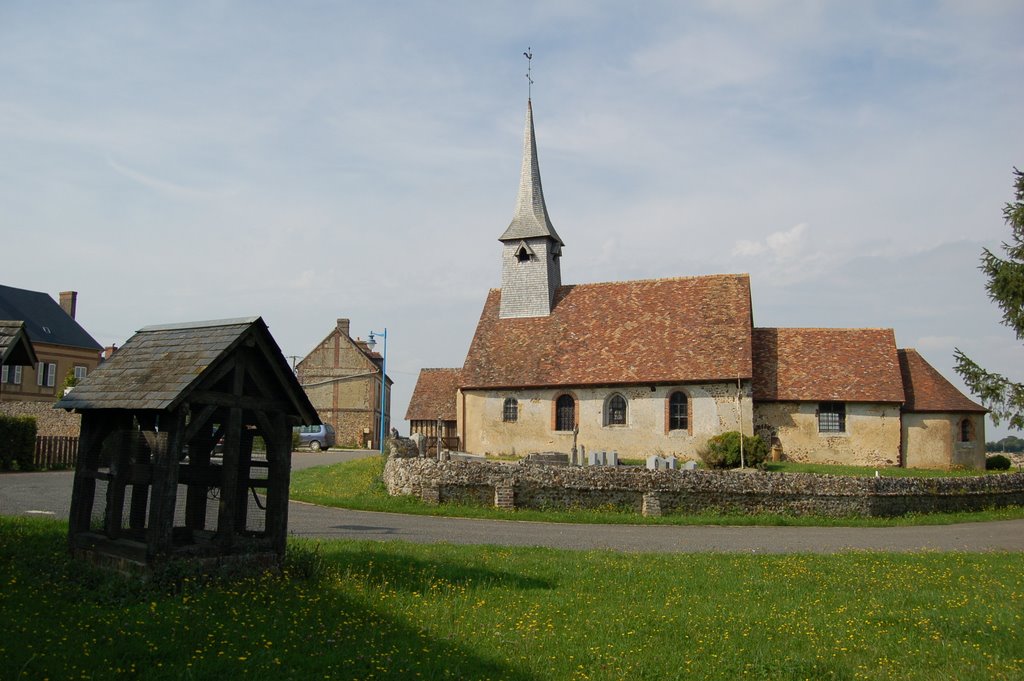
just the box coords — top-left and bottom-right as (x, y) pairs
(146, 409), (185, 558)
(217, 361), (244, 552)
(127, 431), (150, 533)
(184, 430), (214, 531)
(263, 411), (291, 556)
(103, 429), (134, 539)
(234, 427), (255, 533)
(68, 415), (104, 540)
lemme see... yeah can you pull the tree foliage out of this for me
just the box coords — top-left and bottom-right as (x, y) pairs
(955, 167), (1024, 430)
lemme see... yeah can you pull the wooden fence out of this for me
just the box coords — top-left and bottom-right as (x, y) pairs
(34, 435), (78, 469)
(426, 436), (461, 457)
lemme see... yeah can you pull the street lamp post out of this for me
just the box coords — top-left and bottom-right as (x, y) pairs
(366, 328), (388, 454)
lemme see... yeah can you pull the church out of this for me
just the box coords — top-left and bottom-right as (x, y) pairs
(407, 98), (986, 470)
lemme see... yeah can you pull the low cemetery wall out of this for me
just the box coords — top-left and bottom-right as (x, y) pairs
(382, 456), (1024, 518)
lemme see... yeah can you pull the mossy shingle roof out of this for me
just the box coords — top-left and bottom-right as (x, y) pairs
(897, 348), (986, 413)
(752, 327), (906, 403)
(462, 274), (753, 389)
(406, 368), (462, 421)
(57, 317), (315, 420)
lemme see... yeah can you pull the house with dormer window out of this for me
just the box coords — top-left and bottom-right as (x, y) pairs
(0, 285), (102, 403)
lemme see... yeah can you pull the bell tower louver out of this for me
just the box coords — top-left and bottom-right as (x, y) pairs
(498, 99), (564, 318)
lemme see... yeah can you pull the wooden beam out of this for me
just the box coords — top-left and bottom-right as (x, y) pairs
(188, 390), (292, 413)
(183, 403), (219, 443)
(251, 330), (318, 423)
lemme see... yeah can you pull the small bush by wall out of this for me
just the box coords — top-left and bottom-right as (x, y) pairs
(0, 413), (38, 470)
(987, 455), (1012, 471)
(700, 431), (768, 469)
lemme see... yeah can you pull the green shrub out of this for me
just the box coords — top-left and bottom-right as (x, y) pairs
(986, 454), (1012, 471)
(0, 414), (37, 470)
(699, 431), (769, 469)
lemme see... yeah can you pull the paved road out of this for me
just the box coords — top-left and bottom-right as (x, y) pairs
(3, 451), (1023, 554)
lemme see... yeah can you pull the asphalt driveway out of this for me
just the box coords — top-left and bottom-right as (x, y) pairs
(2, 451), (1023, 554)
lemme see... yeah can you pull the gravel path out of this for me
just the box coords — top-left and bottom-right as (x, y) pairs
(2, 451), (1022, 554)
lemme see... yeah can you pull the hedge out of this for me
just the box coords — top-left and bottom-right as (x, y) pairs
(0, 413), (37, 471)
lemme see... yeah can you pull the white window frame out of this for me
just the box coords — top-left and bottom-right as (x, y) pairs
(37, 362), (56, 388)
(74, 365), (87, 381)
(12, 365), (21, 385)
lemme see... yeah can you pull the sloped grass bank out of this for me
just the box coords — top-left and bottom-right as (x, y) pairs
(1, 517), (1021, 680)
(289, 456), (1024, 526)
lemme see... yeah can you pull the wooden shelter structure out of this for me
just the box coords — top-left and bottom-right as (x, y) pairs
(57, 317), (317, 571)
(0, 320), (38, 402)
(0, 320), (38, 369)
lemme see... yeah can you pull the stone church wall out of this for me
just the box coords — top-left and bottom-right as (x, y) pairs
(384, 456), (1024, 518)
(902, 412), (985, 470)
(754, 401), (901, 467)
(460, 381), (754, 460)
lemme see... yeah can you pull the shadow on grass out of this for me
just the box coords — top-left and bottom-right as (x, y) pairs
(320, 540), (555, 592)
(0, 517), (538, 681)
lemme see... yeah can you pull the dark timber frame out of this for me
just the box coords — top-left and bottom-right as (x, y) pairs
(58, 317), (317, 572)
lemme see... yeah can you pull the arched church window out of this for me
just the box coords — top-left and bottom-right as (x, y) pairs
(604, 393), (627, 426)
(960, 418), (973, 442)
(503, 397), (518, 423)
(555, 394), (575, 431)
(668, 391), (688, 431)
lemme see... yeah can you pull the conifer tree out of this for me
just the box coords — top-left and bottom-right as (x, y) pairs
(955, 167), (1024, 429)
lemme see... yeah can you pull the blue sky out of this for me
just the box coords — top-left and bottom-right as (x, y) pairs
(2, 1), (1022, 438)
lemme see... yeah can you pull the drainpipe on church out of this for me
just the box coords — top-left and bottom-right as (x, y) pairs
(737, 377), (745, 469)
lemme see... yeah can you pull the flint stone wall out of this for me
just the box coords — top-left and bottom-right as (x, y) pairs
(0, 401), (80, 437)
(383, 456), (1024, 517)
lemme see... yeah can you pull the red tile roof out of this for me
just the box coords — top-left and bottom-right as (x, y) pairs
(461, 274), (753, 389)
(897, 348), (986, 413)
(752, 327), (905, 403)
(405, 368), (463, 421)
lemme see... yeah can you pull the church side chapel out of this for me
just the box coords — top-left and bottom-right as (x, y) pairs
(409, 86), (987, 470)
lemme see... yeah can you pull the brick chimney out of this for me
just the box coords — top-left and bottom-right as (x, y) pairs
(336, 318), (350, 339)
(59, 291), (78, 319)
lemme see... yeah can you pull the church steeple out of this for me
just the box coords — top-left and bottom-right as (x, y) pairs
(499, 99), (564, 246)
(498, 98), (564, 318)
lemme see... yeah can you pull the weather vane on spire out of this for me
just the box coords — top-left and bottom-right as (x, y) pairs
(523, 47), (533, 99)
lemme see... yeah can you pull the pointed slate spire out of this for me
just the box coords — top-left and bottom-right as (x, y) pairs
(499, 100), (564, 246)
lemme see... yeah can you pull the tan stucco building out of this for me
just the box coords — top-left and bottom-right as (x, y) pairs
(296, 318), (392, 449)
(407, 98), (987, 469)
(0, 287), (102, 404)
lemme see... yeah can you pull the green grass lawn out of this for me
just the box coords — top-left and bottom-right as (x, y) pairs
(1, 516), (1021, 680)
(289, 456), (1024, 527)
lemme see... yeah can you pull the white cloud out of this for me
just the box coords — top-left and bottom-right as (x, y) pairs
(1, 1), (1023, 431)
(105, 157), (225, 201)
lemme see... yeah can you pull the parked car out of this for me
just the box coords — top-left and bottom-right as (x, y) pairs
(294, 424), (336, 451)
